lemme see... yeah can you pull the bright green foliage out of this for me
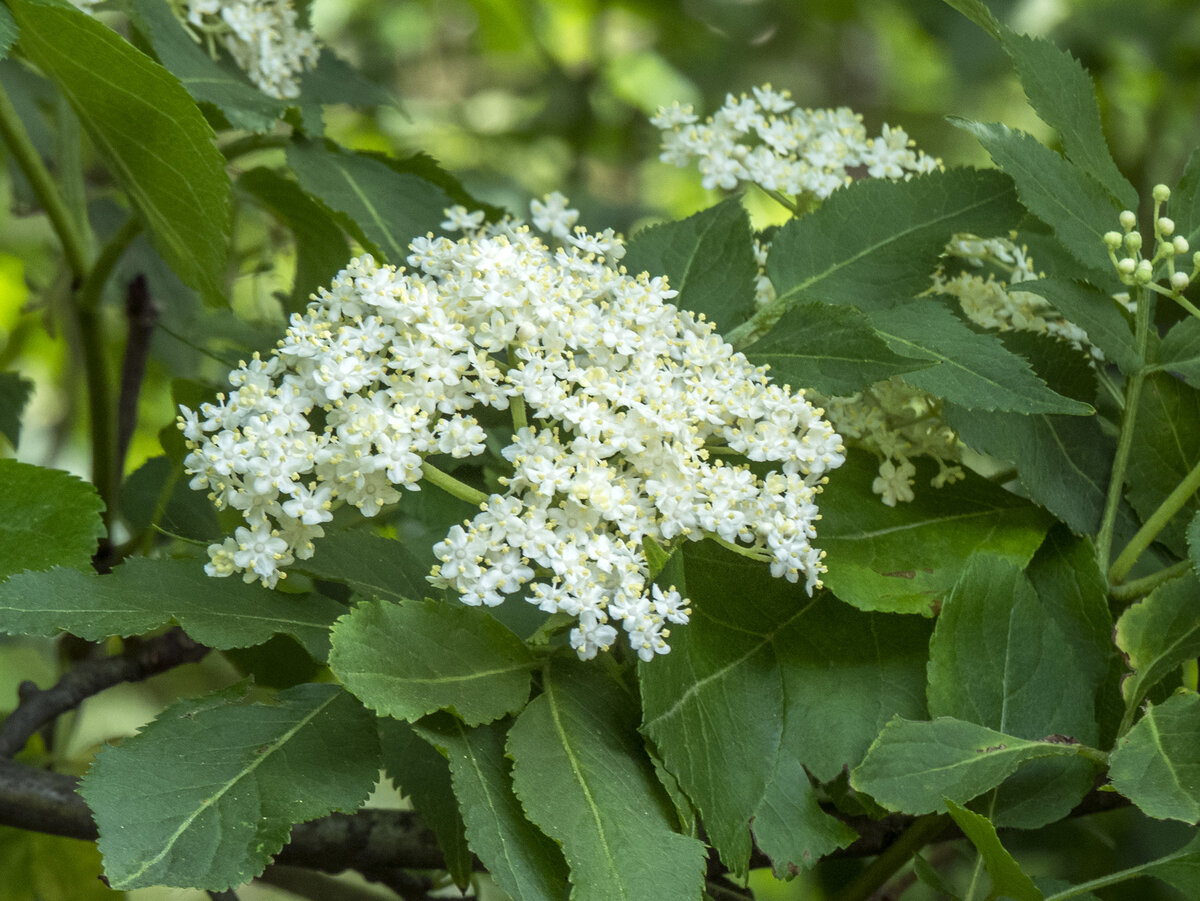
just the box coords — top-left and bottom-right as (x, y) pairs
(80, 683), (380, 890)
(413, 713), (570, 901)
(0, 371), (31, 447)
(744, 301), (933, 395)
(507, 660), (708, 901)
(0, 6), (16, 58)
(1126, 373), (1200, 555)
(1018, 279), (1140, 374)
(0, 827), (113, 901)
(1156, 318), (1200, 391)
(1114, 572), (1200, 712)
(944, 799), (1043, 901)
(0, 557), (343, 658)
(295, 530), (433, 604)
(640, 543), (929, 873)
(850, 716), (1091, 815)
(871, 300), (1092, 415)
(953, 119), (1119, 276)
(766, 168), (1021, 312)
(8, 0), (230, 302)
(622, 196), (757, 333)
(1108, 692), (1200, 822)
(0, 460), (105, 582)
(286, 140), (456, 265)
(378, 718), (473, 887)
(818, 452), (1052, 615)
(329, 599), (535, 725)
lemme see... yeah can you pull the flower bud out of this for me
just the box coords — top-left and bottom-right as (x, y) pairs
(1134, 259), (1154, 283)
(1174, 236), (1190, 255)
(1104, 231), (1124, 250)
(1120, 210), (1138, 231)
(1124, 231), (1143, 252)
(1153, 184), (1171, 203)
(1171, 271), (1190, 293)
(1157, 217), (1175, 236)
(1117, 257), (1137, 276)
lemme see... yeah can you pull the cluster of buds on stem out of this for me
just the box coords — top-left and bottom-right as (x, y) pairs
(1105, 184), (1200, 313)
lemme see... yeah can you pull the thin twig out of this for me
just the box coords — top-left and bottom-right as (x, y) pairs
(115, 274), (160, 480)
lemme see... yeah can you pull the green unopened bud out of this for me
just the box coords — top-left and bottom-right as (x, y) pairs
(1124, 231), (1143, 252)
(1157, 217), (1176, 236)
(1153, 184), (1172, 203)
(1120, 210), (1138, 231)
(1104, 231), (1124, 250)
(1134, 259), (1154, 283)
(1171, 271), (1190, 292)
(1117, 257), (1137, 276)
(1174, 236), (1190, 255)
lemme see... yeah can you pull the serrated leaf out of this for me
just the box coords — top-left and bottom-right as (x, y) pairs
(1115, 572), (1200, 712)
(0, 460), (104, 582)
(1169, 148), (1200, 256)
(1002, 32), (1137, 210)
(640, 543), (929, 874)
(869, 301), (1092, 415)
(1017, 278), (1140, 374)
(295, 529), (432, 603)
(0, 6), (17, 58)
(508, 661), (707, 901)
(81, 683), (380, 890)
(9, 0), (229, 302)
(120, 455), (220, 542)
(943, 799), (1043, 901)
(622, 196), (757, 334)
(126, 0), (284, 132)
(329, 598), (534, 725)
(766, 168), (1021, 314)
(849, 716), (1089, 815)
(751, 753), (857, 878)
(941, 0), (1002, 39)
(953, 119), (1119, 276)
(818, 451), (1052, 615)
(1156, 317), (1200, 390)
(0, 371), (32, 447)
(1109, 692), (1200, 822)
(413, 713), (570, 901)
(237, 167), (349, 310)
(1189, 512), (1200, 571)
(1126, 373), (1200, 555)
(743, 301), (933, 395)
(0, 557), (343, 658)
(378, 717), (473, 887)
(287, 139), (455, 265)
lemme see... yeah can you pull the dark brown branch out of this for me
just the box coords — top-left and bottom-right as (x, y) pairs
(0, 629), (209, 758)
(115, 273), (158, 481)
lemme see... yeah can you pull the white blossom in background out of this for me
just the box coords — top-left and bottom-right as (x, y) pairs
(651, 85), (941, 200)
(181, 196), (845, 662)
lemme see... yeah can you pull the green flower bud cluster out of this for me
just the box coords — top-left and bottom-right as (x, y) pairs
(1105, 184), (1200, 313)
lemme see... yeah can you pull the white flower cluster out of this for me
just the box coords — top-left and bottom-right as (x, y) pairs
(175, 0), (318, 99)
(181, 197), (845, 662)
(651, 85), (940, 199)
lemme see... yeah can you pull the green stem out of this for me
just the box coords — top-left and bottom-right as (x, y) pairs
(0, 86), (90, 278)
(833, 814), (949, 901)
(1110, 455), (1200, 583)
(510, 394), (528, 433)
(76, 217), (142, 314)
(724, 301), (785, 350)
(219, 133), (290, 163)
(1042, 841), (1200, 901)
(420, 461), (490, 507)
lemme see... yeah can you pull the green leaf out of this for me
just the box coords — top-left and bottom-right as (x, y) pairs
(0, 557), (343, 658)
(126, 0), (284, 133)
(1108, 691), (1200, 822)
(237, 167), (349, 311)
(0, 371), (31, 447)
(928, 555), (1101, 827)
(0, 460), (104, 582)
(508, 660), (707, 901)
(120, 455), (220, 542)
(1168, 148), (1200, 256)
(943, 334), (1111, 534)
(412, 713), (570, 901)
(9, 0), (230, 302)
(1156, 317), (1200, 391)
(751, 753), (858, 878)
(81, 682), (380, 890)
(287, 139), (455, 265)
(818, 451), (1052, 615)
(940, 0), (1002, 39)
(1140, 831), (1200, 896)
(295, 529), (433, 603)
(743, 302), (933, 395)
(1017, 278), (1140, 374)
(849, 716), (1089, 815)
(378, 717), (473, 887)
(1189, 512), (1200, 572)
(1115, 572), (1200, 713)
(943, 799), (1044, 901)
(1126, 373), (1200, 555)
(328, 598), (534, 725)
(640, 543), (929, 874)
(0, 5), (17, 58)
(913, 851), (963, 899)
(766, 168), (1021, 313)
(869, 301), (1092, 415)
(622, 196), (757, 334)
(952, 119), (1120, 276)
(1001, 32), (1137, 210)
(0, 827), (112, 901)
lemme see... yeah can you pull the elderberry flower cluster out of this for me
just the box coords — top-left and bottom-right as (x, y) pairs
(181, 197), (845, 662)
(1104, 184), (1200, 314)
(651, 85), (940, 199)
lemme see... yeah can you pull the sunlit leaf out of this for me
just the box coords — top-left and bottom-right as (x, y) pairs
(0, 460), (104, 583)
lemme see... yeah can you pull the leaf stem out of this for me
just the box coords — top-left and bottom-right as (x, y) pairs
(1109, 454), (1200, 584)
(833, 813), (949, 901)
(419, 461), (490, 507)
(1042, 840), (1200, 900)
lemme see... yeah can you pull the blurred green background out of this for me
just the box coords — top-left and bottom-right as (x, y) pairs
(3, 0), (1200, 897)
